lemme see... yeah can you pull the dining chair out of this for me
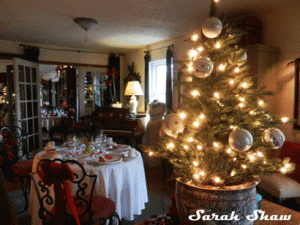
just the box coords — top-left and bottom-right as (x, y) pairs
(31, 158), (122, 225)
(0, 168), (18, 225)
(0, 126), (33, 212)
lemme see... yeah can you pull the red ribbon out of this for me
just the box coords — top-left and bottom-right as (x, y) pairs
(38, 161), (80, 225)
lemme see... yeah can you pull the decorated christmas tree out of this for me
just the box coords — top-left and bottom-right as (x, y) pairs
(144, 1), (295, 187)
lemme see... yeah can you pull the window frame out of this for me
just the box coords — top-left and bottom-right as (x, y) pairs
(149, 59), (167, 103)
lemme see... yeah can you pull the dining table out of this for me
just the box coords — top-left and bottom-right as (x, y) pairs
(41, 115), (65, 131)
(28, 143), (148, 225)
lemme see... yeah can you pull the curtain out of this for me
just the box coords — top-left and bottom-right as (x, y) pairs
(144, 52), (150, 111)
(166, 46), (173, 111)
(104, 54), (120, 108)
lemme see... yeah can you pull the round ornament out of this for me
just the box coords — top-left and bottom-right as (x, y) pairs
(262, 128), (285, 149)
(264, 114), (273, 122)
(193, 57), (214, 78)
(202, 17), (222, 38)
(162, 113), (185, 138)
(229, 129), (253, 152)
(228, 49), (247, 66)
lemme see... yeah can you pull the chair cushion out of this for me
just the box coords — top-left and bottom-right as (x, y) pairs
(258, 173), (300, 199)
(77, 195), (116, 223)
(10, 160), (33, 176)
(279, 141), (300, 182)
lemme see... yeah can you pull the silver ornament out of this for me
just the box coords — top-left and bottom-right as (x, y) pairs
(229, 129), (253, 152)
(202, 17), (222, 38)
(262, 128), (285, 149)
(193, 57), (214, 78)
(162, 114), (185, 138)
(228, 49), (247, 66)
(264, 114), (273, 122)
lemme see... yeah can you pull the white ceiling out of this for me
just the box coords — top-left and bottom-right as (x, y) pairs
(0, 0), (298, 53)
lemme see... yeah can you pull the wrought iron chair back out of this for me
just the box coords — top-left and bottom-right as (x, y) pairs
(31, 158), (97, 225)
(0, 126), (29, 162)
(0, 126), (32, 212)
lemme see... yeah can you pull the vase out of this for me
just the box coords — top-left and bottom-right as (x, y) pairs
(82, 136), (93, 154)
(175, 176), (260, 225)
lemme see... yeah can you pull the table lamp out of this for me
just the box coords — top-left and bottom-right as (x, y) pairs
(125, 81), (144, 114)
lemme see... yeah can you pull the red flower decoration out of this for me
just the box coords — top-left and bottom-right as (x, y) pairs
(6, 151), (13, 160)
(0, 157), (4, 166)
(106, 79), (112, 86)
(106, 68), (119, 79)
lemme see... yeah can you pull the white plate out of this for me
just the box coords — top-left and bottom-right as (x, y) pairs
(87, 155), (122, 165)
(106, 144), (131, 151)
(104, 142), (116, 146)
(122, 154), (139, 161)
(56, 146), (73, 152)
(43, 146), (57, 150)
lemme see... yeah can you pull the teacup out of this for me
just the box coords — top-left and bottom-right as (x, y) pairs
(128, 148), (135, 158)
(106, 137), (113, 145)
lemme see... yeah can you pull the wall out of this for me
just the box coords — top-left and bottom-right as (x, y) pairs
(259, 1), (300, 142)
(0, 39), (110, 65)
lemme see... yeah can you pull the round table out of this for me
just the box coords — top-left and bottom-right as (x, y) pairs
(29, 149), (148, 225)
(41, 116), (65, 131)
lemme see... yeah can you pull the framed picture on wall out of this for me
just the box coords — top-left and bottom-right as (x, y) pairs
(294, 57), (300, 129)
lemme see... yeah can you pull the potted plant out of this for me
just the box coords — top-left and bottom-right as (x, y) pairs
(142, 2), (295, 224)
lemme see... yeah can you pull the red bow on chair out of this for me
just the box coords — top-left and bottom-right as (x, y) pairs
(38, 161), (80, 225)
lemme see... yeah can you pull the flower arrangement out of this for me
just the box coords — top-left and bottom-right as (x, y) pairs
(70, 122), (101, 142)
(69, 119), (103, 153)
(106, 68), (120, 103)
(0, 129), (18, 176)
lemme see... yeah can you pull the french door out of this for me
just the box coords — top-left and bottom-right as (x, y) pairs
(13, 58), (41, 153)
(77, 67), (107, 119)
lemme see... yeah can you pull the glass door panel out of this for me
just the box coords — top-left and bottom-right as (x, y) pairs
(13, 58), (41, 153)
(78, 67), (107, 118)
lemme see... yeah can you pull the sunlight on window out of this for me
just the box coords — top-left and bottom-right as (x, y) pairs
(149, 59), (167, 103)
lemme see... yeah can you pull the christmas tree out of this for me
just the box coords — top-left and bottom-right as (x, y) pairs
(144, 1), (295, 187)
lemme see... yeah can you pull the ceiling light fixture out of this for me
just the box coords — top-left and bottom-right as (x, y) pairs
(73, 17), (98, 31)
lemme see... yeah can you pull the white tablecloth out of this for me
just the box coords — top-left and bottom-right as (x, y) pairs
(29, 149), (148, 225)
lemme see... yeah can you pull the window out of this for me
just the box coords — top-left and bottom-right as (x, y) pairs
(149, 59), (167, 103)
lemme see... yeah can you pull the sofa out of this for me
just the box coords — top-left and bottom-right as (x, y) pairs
(258, 141), (300, 203)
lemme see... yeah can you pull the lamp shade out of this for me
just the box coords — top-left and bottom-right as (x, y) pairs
(125, 81), (144, 96)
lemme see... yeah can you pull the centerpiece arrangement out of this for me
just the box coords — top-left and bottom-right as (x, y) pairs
(69, 119), (102, 154)
(142, 1), (295, 224)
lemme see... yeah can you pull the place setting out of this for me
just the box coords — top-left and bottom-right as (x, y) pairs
(40, 134), (139, 166)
